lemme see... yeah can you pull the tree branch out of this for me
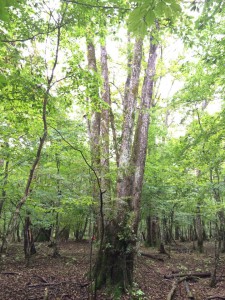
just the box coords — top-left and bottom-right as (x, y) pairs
(49, 125), (101, 191)
(0, 22), (67, 43)
(62, 0), (130, 11)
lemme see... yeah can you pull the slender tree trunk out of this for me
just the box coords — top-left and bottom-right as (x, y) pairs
(7, 24), (62, 242)
(210, 168), (225, 252)
(24, 216), (36, 266)
(52, 154), (61, 258)
(146, 215), (159, 247)
(146, 215), (152, 246)
(0, 143), (9, 217)
(195, 204), (204, 253)
(159, 217), (167, 254)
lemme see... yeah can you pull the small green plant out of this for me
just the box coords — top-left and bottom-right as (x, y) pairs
(178, 264), (188, 272)
(111, 286), (123, 299)
(130, 283), (147, 300)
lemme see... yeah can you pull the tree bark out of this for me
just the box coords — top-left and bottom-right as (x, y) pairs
(131, 38), (157, 234)
(117, 38), (143, 203)
(100, 42), (111, 208)
(24, 216), (36, 266)
(93, 35), (158, 292)
(86, 40), (102, 240)
(195, 204), (204, 253)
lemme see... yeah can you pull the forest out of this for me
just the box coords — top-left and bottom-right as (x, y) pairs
(0, 0), (225, 299)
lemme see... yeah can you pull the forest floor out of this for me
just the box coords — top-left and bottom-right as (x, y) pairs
(0, 240), (224, 300)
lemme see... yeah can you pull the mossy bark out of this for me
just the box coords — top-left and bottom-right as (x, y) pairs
(93, 220), (135, 291)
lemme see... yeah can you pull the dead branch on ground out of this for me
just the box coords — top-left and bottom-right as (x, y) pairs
(164, 272), (211, 279)
(167, 277), (187, 300)
(184, 280), (194, 299)
(27, 280), (88, 288)
(207, 296), (225, 300)
(140, 252), (164, 261)
(1, 271), (20, 275)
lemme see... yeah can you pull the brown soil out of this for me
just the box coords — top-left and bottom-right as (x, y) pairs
(0, 240), (224, 299)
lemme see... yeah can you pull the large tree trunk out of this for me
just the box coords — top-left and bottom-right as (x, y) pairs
(93, 36), (158, 292)
(86, 40), (102, 239)
(100, 42), (111, 209)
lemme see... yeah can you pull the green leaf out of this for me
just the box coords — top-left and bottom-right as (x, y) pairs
(0, 74), (7, 85)
(145, 10), (156, 26)
(155, 1), (166, 16)
(170, 0), (181, 13)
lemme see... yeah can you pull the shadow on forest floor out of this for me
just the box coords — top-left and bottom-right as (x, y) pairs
(0, 240), (224, 299)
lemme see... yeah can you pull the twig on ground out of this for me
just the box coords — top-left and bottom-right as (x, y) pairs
(32, 274), (48, 283)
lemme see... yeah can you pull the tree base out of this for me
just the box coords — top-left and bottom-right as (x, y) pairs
(93, 240), (135, 292)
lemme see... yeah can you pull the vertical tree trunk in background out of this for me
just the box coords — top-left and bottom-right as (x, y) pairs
(146, 215), (159, 247)
(52, 154), (61, 258)
(94, 36), (158, 291)
(175, 224), (180, 240)
(24, 216), (36, 266)
(159, 216), (167, 253)
(195, 204), (204, 253)
(0, 150), (9, 252)
(0, 143), (9, 217)
(146, 215), (152, 246)
(210, 168), (225, 252)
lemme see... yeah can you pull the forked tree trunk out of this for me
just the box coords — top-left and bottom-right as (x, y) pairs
(93, 35), (158, 291)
